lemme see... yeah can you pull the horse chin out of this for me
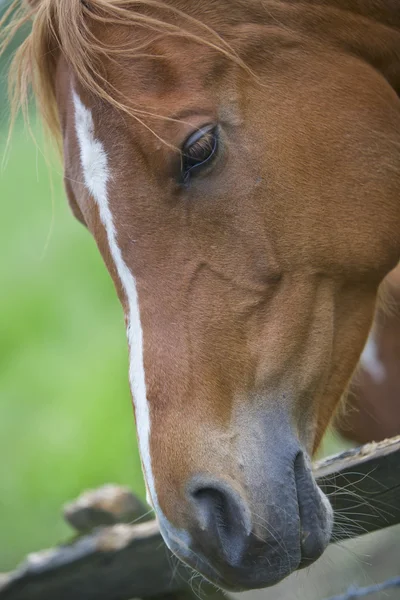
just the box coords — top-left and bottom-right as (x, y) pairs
(163, 522), (331, 593)
(160, 530), (296, 592)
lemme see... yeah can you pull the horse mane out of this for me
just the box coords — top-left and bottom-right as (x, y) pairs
(0, 0), (249, 146)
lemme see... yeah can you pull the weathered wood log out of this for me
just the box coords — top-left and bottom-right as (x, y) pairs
(63, 483), (150, 532)
(0, 521), (208, 600)
(1, 436), (399, 600)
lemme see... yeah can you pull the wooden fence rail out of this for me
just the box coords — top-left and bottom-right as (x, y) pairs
(1, 436), (399, 600)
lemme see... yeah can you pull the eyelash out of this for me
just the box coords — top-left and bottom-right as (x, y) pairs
(181, 124), (219, 183)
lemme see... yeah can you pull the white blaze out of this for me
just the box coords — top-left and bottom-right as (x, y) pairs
(72, 91), (156, 508)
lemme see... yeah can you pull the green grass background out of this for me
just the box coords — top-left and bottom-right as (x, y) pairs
(0, 121), (145, 571)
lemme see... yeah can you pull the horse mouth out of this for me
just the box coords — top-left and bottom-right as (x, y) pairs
(160, 496), (332, 591)
(165, 537), (298, 592)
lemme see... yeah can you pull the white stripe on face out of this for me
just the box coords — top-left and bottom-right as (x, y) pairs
(72, 90), (156, 509)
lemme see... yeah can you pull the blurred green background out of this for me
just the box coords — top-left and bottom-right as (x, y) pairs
(0, 122), (145, 570)
(0, 3), (144, 571)
(0, 124), (146, 570)
(0, 1), (342, 575)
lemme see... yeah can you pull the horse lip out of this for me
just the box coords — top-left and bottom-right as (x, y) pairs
(161, 525), (299, 592)
(189, 558), (300, 592)
(161, 531), (230, 589)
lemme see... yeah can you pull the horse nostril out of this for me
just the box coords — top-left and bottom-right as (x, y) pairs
(193, 487), (233, 535)
(189, 478), (252, 566)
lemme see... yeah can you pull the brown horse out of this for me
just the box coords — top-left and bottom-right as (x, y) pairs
(2, 0), (400, 591)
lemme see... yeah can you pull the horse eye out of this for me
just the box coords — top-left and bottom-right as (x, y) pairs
(181, 124), (218, 182)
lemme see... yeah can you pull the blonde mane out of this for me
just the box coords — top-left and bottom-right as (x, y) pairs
(0, 0), (251, 146)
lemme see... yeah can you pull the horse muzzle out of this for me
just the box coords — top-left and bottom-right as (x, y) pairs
(159, 449), (333, 591)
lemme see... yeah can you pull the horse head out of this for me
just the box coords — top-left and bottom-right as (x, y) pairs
(6, 0), (400, 590)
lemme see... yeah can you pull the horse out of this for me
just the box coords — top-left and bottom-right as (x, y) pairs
(336, 265), (400, 444)
(2, 0), (400, 592)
